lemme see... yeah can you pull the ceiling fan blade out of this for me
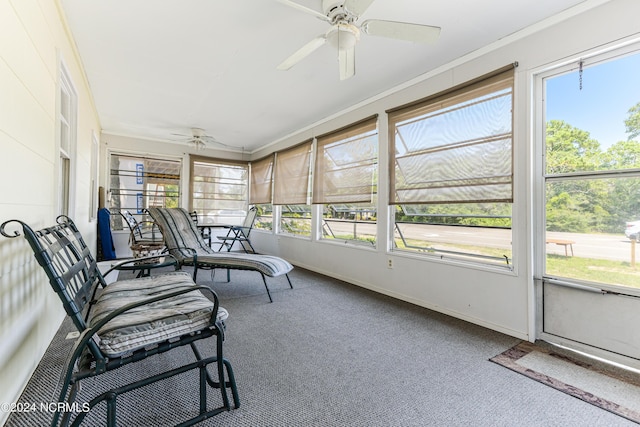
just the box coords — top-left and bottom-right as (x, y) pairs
(275, 0), (330, 22)
(343, 0), (375, 17)
(204, 137), (231, 148)
(277, 35), (327, 71)
(338, 46), (355, 80)
(361, 20), (441, 43)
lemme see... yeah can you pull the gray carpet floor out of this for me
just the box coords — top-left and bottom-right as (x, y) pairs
(5, 266), (638, 426)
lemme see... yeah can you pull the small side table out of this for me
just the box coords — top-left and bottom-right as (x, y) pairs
(113, 256), (178, 278)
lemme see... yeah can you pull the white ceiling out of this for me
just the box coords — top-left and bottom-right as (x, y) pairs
(60, 0), (590, 152)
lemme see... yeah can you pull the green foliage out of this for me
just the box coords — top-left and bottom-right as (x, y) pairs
(165, 185), (180, 208)
(625, 102), (640, 141)
(545, 120), (601, 174)
(543, 109), (640, 234)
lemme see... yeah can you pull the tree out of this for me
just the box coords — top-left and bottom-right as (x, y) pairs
(545, 120), (601, 174)
(605, 139), (640, 169)
(625, 102), (640, 141)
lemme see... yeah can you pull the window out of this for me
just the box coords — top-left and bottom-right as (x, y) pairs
(250, 155), (274, 230)
(190, 156), (248, 225)
(109, 154), (181, 230)
(314, 116), (378, 246)
(58, 64), (77, 217)
(541, 47), (640, 288)
(273, 141), (312, 237)
(388, 65), (515, 266)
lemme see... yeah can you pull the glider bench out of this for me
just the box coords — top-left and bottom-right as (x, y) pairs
(0, 216), (239, 427)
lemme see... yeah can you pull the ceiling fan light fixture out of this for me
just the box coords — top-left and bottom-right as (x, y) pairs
(327, 24), (359, 50)
(190, 138), (206, 151)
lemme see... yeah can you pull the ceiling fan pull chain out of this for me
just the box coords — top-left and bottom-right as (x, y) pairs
(578, 59), (584, 91)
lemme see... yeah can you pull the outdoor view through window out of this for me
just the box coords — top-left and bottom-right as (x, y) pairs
(544, 49), (640, 288)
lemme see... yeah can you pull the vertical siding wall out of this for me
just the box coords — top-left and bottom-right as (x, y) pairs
(0, 0), (100, 421)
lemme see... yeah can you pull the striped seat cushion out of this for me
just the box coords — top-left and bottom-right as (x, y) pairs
(148, 207), (293, 277)
(193, 252), (293, 277)
(88, 271), (227, 357)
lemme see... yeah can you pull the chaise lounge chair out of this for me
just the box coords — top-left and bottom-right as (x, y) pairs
(148, 207), (293, 302)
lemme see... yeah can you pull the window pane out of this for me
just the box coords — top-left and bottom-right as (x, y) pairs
(388, 67), (514, 267)
(544, 50), (640, 289)
(394, 203), (512, 266)
(255, 204), (273, 231)
(546, 177), (640, 288)
(109, 154), (181, 230)
(279, 204), (311, 237)
(545, 53), (640, 175)
(59, 157), (70, 216)
(322, 202), (376, 246)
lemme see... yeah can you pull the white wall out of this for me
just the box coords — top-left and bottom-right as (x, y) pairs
(0, 0), (101, 422)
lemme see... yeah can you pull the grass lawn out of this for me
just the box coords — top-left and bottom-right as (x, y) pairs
(396, 238), (640, 289)
(546, 254), (640, 288)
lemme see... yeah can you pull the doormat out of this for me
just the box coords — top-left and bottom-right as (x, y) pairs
(490, 341), (640, 424)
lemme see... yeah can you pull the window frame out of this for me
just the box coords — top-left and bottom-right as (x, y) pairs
(273, 140), (313, 238)
(535, 42), (640, 291)
(57, 61), (77, 217)
(108, 151), (183, 231)
(314, 116), (379, 247)
(387, 65), (516, 268)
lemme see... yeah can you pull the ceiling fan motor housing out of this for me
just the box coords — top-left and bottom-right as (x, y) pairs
(322, 0), (356, 23)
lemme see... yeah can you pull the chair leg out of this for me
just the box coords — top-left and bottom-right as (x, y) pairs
(286, 274), (293, 289)
(190, 342), (239, 409)
(260, 273), (273, 303)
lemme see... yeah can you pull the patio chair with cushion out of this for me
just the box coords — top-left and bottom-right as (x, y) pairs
(0, 216), (239, 427)
(148, 207), (293, 302)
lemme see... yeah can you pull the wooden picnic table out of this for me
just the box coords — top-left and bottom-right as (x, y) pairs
(546, 238), (575, 256)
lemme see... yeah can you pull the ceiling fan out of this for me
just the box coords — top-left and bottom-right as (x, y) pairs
(171, 128), (228, 151)
(276, 0), (441, 80)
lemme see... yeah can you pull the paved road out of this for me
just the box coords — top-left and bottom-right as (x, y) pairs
(326, 220), (636, 262)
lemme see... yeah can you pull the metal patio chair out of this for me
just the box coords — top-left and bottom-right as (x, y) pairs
(148, 207), (293, 302)
(0, 216), (239, 427)
(216, 207), (258, 253)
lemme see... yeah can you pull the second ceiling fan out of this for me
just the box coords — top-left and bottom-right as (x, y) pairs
(276, 0), (441, 80)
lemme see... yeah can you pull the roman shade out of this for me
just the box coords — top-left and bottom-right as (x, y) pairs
(388, 64), (515, 205)
(190, 156), (248, 219)
(273, 140), (312, 205)
(249, 154), (274, 204)
(313, 116), (378, 204)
